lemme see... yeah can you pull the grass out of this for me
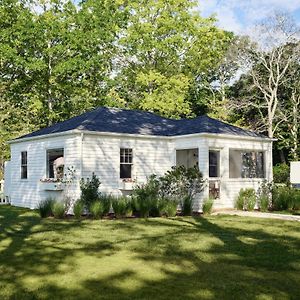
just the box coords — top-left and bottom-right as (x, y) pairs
(268, 210), (300, 216)
(0, 205), (300, 300)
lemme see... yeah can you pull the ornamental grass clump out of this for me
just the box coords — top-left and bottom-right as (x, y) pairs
(73, 201), (84, 219)
(235, 188), (256, 211)
(52, 201), (65, 219)
(112, 196), (133, 218)
(37, 198), (55, 218)
(202, 198), (214, 215)
(90, 201), (104, 219)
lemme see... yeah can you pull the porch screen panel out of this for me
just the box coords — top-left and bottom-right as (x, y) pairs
(229, 150), (265, 178)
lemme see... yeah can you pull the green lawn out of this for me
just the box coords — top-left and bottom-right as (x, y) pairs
(0, 206), (300, 300)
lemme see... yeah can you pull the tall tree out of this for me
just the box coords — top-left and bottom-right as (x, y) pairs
(115, 0), (229, 118)
(238, 13), (300, 139)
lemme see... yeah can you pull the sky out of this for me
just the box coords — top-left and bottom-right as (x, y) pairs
(198, 0), (300, 34)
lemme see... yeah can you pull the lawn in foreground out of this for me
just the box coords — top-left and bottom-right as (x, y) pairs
(0, 206), (299, 300)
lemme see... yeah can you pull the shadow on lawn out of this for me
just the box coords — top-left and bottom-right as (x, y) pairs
(0, 206), (299, 300)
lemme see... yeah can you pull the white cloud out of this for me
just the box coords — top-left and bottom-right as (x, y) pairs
(198, 0), (300, 33)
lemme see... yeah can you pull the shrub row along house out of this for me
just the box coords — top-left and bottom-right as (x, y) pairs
(4, 107), (273, 211)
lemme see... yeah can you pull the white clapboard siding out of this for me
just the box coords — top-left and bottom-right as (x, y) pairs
(81, 134), (174, 195)
(8, 131), (273, 211)
(10, 135), (81, 209)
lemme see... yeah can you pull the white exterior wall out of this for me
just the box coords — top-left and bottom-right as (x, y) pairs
(81, 134), (174, 195)
(9, 134), (81, 209)
(208, 136), (272, 209)
(8, 131), (273, 211)
(174, 135), (272, 211)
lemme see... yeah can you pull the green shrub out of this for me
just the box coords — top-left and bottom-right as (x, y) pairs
(272, 186), (300, 211)
(182, 195), (193, 216)
(235, 188), (256, 211)
(98, 194), (112, 215)
(112, 196), (132, 218)
(154, 198), (179, 217)
(202, 198), (214, 215)
(259, 195), (269, 212)
(52, 201), (65, 219)
(73, 201), (84, 219)
(164, 200), (178, 217)
(235, 194), (244, 210)
(133, 175), (160, 218)
(273, 164), (290, 184)
(80, 173), (101, 208)
(257, 180), (272, 212)
(90, 201), (104, 219)
(293, 190), (300, 210)
(160, 166), (204, 201)
(37, 198), (55, 218)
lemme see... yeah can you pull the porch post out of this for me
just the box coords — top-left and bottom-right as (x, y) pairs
(198, 139), (209, 202)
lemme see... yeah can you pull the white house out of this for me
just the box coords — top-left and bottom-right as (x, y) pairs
(5, 107), (273, 211)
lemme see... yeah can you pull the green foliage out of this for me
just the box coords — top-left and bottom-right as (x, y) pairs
(257, 180), (272, 212)
(98, 194), (112, 216)
(90, 201), (104, 219)
(112, 196), (133, 218)
(80, 173), (101, 208)
(164, 199), (178, 218)
(52, 201), (65, 219)
(160, 166), (204, 200)
(37, 198), (55, 218)
(272, 186), (300, 211)
(160, 166), (204, 214)
(259, 195), (270, 212)
(155, 197), (179, 217)
(273, 164), (290, 184)
(182, 196), (193, 216)
(133, 167), (203, 217)
(202, 198), (214, 215)
(137, 71), (192, 118)
(119, 0), (229, 116)
(73, 201), (84, 219)
(235, 188), (256, 211)
(133, 175), (160, 218)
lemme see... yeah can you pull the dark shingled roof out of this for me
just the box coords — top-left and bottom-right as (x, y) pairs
(17, 107), (266, 140)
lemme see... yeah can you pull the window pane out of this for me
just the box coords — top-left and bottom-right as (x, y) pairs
(47, 149), (64, 179)
(21, 151), (27, 165)
(209, 151), (220, 177)
(120, 164), (132, 179)
(229, 150), (264, 178)
(21, 152), (27, 179)
(21, 166), (27, 179)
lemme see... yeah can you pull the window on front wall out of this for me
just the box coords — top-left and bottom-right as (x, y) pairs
(229, 150), (265, 178)
(21, 151), (27, 179)
(120, 148), (133, 179)
(47, 148), (64, 179)
(209, 150), (220, 177)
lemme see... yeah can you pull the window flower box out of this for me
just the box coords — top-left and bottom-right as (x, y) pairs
(119, 179), (135, 191)
(39, 179), (64, 191)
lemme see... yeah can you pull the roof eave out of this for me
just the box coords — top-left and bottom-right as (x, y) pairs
(8, 129), (274, 144)
(8, 130), (79, 144)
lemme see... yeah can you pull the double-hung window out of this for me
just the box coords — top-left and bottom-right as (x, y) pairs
(21, 151), (28, 179)
(120, 148), (133, 179)
(209, 150), (220, 178)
